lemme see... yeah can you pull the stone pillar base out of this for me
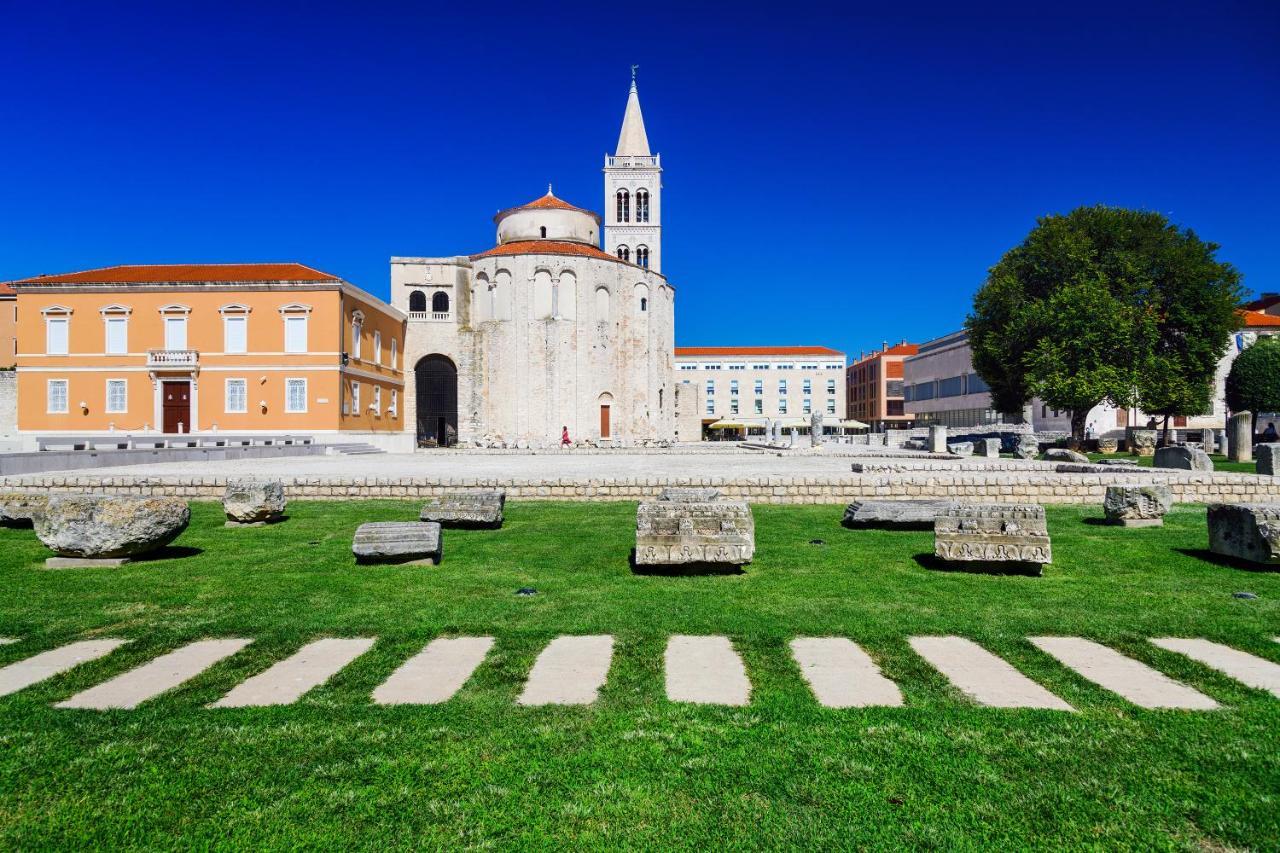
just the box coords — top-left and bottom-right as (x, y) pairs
(45, 556), (131, 569)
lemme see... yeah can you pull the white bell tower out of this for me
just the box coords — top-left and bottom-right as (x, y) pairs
(604, 69), (662, 274)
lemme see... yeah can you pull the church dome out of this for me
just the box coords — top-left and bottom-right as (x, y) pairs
(494, 188), (602, 247)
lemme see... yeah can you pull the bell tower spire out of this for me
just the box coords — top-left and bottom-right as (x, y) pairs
(604, 70), (662, 273)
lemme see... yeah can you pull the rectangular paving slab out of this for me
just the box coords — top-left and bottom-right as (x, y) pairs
(909, 636), (1073, 710)
(665, 635), (751, 706)
(1150, 638), (1280, 699)
(210, 638), (376, 708)
(56, 639), (252, 710)
(518, 635), (614, 706)
(0, 639), (129, 698)
(372, 636), (494, 705)
(1029, 637), (1219, 710)
(790, 637), (903, 708)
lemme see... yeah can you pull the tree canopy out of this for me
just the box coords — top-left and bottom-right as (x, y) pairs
(966, 205), (1242, 441)
(1225, 336), (1280, 422)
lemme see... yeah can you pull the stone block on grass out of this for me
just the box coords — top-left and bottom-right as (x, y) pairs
(1103, 485), (1172, 527)
(933, 504), (1051, 575)
(1207, 504), (1280, 566)
(1044, 448), (1089, 464)
(0, 492), (49, 527)
(353, 522), (442, 566)
(843, 500), (955, 529)
(1256, 444), (1280, 476)
(223, 479), (286, 526)
(1153, 445), (1213, 472)
(35, 495), (190, 567)
(635, 500), (754, 569)
(419, 491), (505, 528)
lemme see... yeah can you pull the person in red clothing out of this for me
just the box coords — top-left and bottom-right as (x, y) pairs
(561, 426), (571, 447)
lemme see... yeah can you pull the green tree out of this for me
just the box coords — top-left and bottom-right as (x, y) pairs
(1225, 336), (1280, 435)
(967, 205), (1242, 443)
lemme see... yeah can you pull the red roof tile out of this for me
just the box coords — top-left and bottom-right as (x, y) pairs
(675, 346), (845, 358)
(0, 282), (14, 296)
(8, 263), (341, 285)
(1241, 309), (1280, 328)
(471, 240), (627, 263)
(494, 191), (601, 224)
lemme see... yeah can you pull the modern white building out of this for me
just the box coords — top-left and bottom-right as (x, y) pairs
(674, 346), (847, 440)
(391, 79), (675, 448)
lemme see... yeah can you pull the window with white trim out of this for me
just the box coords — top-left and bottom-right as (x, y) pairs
(778, 399), (788, 415)
(390, 389), (398, 416)
(390, 338), (397, 369)
(225, 378), (247, 413)
(373, 385), (381, 413)
(164, 316), (188, 350)
(223, 315), (247, 354)
(803, 398), (812, 414)
(351, 381), (360, 411)
(46, 316), (69, 355)
(105, 379), (127, 413)
(104, 317), (128, 355)
(373, 331), (381, 365)
(351, 315), (363, 360)
(47, 379), (68, 413)
(827, 399), (836, 415)
(285, 378), (307, 413)
(284, 315), (308, 353)
(754, 398), (763, 414)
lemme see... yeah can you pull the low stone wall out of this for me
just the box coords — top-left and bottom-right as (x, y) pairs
(0, 443), (325, 477)
(850, 460), (1057, 473)
(4, 470), (1278, 505)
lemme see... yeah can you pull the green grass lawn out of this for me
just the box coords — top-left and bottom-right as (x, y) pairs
(1, 501), (1278, 848)
(1086, 451), (1258, 473)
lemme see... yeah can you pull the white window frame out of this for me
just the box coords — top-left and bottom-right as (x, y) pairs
(44, 310), (70, 355)
(373, 330), (381, 365)
(279, 304), (312, 354)
(47, 379), (69, 413)
(105, 379), (128, 413)
(351, 381), (360, 412)
(285, 378), (308, 413)
(164, 315), (188, 350)
(350, 311), (364, 360)
(221, 310), (249, 354)
(390, 338), (397, 369)
(390, 388), (398, 417)
(373, 385), (381, 414)
(100, 305), (131, 355)
(225, 378), (248, 414)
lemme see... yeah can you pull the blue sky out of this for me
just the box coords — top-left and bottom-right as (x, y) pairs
(2, 1), (1276, 359)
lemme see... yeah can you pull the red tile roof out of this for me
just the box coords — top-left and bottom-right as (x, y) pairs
(1241, 309), (1280, 328)
(494, 191), (601, 224)
(471, 240), (625, 263)
(0, 282), (14, 297)
(7, 263), (341, 285)
(676, 346), (845, 358)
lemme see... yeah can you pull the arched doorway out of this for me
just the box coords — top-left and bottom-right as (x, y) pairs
(415, 354), (458, 447)
(597, 392), (614, 440)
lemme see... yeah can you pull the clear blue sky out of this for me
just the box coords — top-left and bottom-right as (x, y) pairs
(2, 1), (1276, 359)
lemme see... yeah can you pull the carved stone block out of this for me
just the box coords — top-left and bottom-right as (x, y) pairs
(419, 491), (505, 528)
(843, 500), (954, 529)
(1207, 503), (1280, 565)
(1103, 484), (1172, 527)
(353, 521), (442, 565)
(635, 500), (754, 567)
(933, 504), (1051, 574)
(657, 487), (722, 503)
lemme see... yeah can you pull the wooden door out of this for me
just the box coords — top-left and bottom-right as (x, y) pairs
(162, 381), (190, 433)
(599, 404), (611, 439)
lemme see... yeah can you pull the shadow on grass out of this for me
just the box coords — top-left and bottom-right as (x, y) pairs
(628, 549), (745, 577)
(1175, 548), (1280, 573)
(133, 545), (205, 563)
(912, 553), (1043, 577)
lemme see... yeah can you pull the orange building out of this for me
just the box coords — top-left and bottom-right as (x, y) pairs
(0, 281), (15, 369)
(845, 341), (918, 430)
(8, 264), (406, 447)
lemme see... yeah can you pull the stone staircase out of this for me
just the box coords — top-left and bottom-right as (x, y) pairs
(325, 442), (385, 456)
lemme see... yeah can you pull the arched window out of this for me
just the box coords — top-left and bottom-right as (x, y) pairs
(409, 290), (427, 313)
(617, 245), (630, 262)
(636, 189), (649, 222)
(616, 189), (630, 223)
(640, 297), (648, 312)
(636, 245), (649, 268)
(350, 311), (364, 359)
(431, 291), (449, 314)
(634, 283), (650, 314)
(540, 226), (547, 238)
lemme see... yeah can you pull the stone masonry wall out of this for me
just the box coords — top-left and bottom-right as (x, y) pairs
(0, 370), (15, 436)
(6, 470), (1280, 505)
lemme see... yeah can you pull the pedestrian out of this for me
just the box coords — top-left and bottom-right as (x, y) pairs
(1262, 422), (1278, 442)
(561, 425), (571, 447)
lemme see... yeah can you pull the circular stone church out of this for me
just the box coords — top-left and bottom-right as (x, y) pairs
(391, 81), (675, 448)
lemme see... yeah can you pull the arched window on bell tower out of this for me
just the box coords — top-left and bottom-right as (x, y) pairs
(617, 245), (630, 262)
(616, 189), (630, 223)
(636, 188), (649, 223)
(636, 245), (649, 269)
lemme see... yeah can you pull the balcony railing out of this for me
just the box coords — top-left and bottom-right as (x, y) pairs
(408, 311), (453, 322)
(606, 154), (660, 168)
(147, 349), (199, 368)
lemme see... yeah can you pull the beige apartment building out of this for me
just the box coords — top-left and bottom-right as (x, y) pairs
(674, 346), (846, 440)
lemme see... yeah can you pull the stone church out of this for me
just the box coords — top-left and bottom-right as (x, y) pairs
(392, 79), (676, 448)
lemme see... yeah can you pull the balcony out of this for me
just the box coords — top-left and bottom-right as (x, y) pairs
(408, 311), (453, 322)
(606, 154), (660, 168)
(147, 349), (199, 368)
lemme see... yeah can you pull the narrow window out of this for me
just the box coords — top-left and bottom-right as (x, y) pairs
(636, 188), (649, 222)
(616, 189), (630, 222)
(164, 316), (187, 350)
(390, 338), (398, 369)
(223, 315), (247, 354)
(373, 386), (382, 413)
(285, 378), (308, 413)
(284, 315), (308, 353)
(540, 226), (547, 238)
(46, 316), (69, 355)
(432, 291), (450, 314)
(636, 245), (649, 268)
(47, 379), (69, 413)
(640, 297), (648, 312)
(225, 378), (247, 413)
(351, 317), (362, 359)
(105, 379), (127, 413)
(390, 389), (398, 415)
(105, 317), (128, 354)
(409, 290), (427, 312)
(617, 245), (630, 262)
(351, 381), (361, 411)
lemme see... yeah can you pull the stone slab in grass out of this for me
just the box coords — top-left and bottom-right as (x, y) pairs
(933, 504), (1051, 575)
(210, 638), (375, 708)
(1150, 638), (1280, 699)
(665, 635), (751, 706)
(1029, 636), (1219, 710)
(56, 638), (252, 710)
(352, 522), (442, 565)
(635, 500), (755, 568)
(518, 635), (614, 706)
(790, 637), (903, 708)
(0, 639), (129, 698)
(36, 495), (189, 560)
(419, 491), (505, 529)
(1207, 503), (1280, 565)
(45, 556), (132, 569)
(842, 499), (954, 529)
(373, 636), (494, 705)
(1103, 484), (1172, 527)
(1153, 445), (1213, 472)
(909, 636), (1073, 710)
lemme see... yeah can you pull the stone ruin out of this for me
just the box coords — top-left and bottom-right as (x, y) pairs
(35, 494), (190, 568)
(223, 479), (287, 526)
(657, 487), (722, 502)
(0, 492), (49, 528)
(1103, 484), (1172, 527)
(1207, 503), (1280, 566)
(1153, 445), (1213, 472)
(1129, 429), (1157, 457)
(352, 522), (443, 566)
(1256, 443), (1280, 476)
(933, 503), (1051, 575)
(635, 498), (755, 570)
(420, 491), (505, 529)
(843, 499), (955, 529)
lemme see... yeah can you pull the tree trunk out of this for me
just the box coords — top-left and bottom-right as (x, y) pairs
(1161, 414), (1171, 447)
(1070, 409), (1088, 446)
